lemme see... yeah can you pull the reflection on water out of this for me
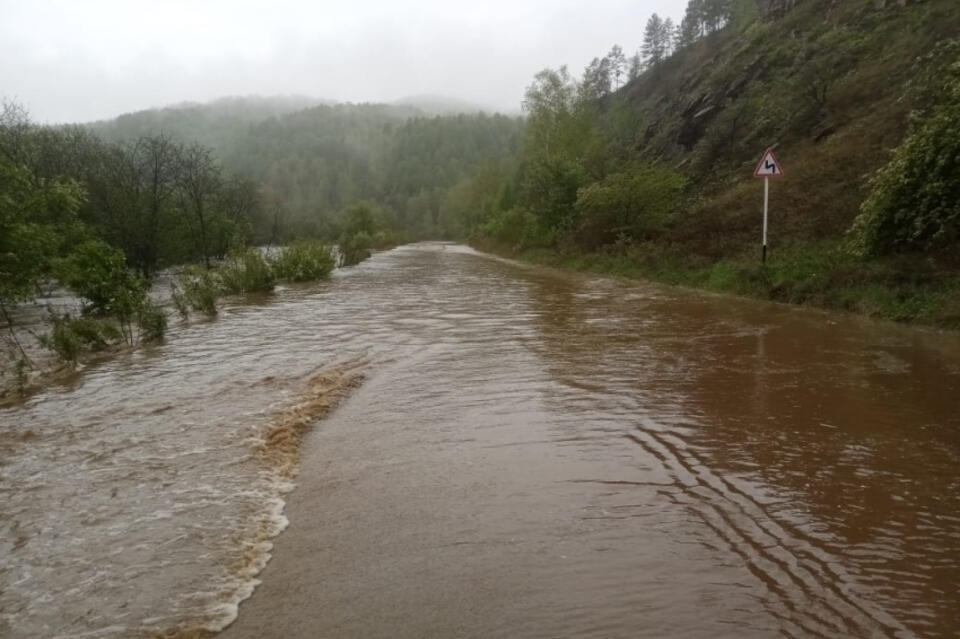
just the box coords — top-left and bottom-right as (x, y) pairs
(2, 243), (959, 638)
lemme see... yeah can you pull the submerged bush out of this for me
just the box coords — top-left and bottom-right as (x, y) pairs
(270, 241), (336, 281)
(54, 240), (145, 316)
(52, 239), (166, 347)
(41, 313), (120, 363)
(171, 265), (219, 317)
(218, 249), (276, 294)
(339, 231), (373, 267)
(136, 300), (168, 343)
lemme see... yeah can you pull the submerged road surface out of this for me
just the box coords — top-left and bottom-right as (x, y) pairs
(222, 244), (960, 638)
(3, 244), (960, 638)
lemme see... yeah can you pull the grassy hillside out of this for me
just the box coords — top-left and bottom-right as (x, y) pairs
(473, 0), (960, 328)
(628, 0), (955, 245)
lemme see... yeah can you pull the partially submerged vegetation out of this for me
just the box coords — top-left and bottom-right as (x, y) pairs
(269, 241), (336, 282)
(0, 98), (386, 398)
(171, 266), (219, 318)
(172, 241), (338, 319)
(1, 142), (169, 395)
(2, 236), (346, 398)
(217, 249), (277, 296)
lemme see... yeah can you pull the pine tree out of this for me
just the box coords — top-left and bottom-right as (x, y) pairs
(685, 0), (706, 38)
(677, 13), (698, 49)
(662, 18), (676, 58)
(628, 53), (643, 81)
(642, 13), (667, 67)
(581, 57), (612, 100)
(607, 45), (627, 89)
(702, 0), (732, 33)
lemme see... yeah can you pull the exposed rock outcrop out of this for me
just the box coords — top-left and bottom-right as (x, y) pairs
(756, 0), (803, 19)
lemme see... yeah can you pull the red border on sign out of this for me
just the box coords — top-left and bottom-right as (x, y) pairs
(754, 148), (784, 178)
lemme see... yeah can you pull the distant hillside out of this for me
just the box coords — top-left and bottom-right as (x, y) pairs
(85, 96), (524, 239)
(391, 95), (512, 116)
(87, 93), (510, 147)
(89, 95), (402, 150)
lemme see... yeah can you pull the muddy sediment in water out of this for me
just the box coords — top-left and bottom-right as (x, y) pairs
(3, 244), (960, 639)
(253, 358), (366, 481)
(156, 358), (367, 639)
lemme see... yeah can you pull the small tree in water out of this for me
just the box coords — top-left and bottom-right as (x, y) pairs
(339, 204), (378, 266)
(53, 240), (167, 347)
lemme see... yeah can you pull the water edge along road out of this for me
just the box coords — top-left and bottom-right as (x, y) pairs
(3, 243), (960, 638)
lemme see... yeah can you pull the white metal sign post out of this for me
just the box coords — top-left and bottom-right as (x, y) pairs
(753, 148), (784, 264)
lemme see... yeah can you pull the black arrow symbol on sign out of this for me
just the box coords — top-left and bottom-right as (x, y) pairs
(765, 160), (776, 172)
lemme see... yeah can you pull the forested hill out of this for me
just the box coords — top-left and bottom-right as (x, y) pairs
(89, 96), (414, 152)
(611, 0), (957, 248)
(89, 97), (524, 239)
(457, 0), (960, 327)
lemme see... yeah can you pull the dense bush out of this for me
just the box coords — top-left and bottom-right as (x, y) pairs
(135, 301), (168, 343)
(54, 240), (144, 315)
(218, 249), (276, 294)
(337, 204), (378, 266)
(850, 66), (960, 256)
(52, 239), (166, 347)
(41, 314), (120, 363)
(270, 241), (336, 281)
(171, 266), (219, 317)
(574, 163), (687, 248)
(476, 207), (539, 249)
(0, 160), (85, 307)
(339, 232), (373, 267)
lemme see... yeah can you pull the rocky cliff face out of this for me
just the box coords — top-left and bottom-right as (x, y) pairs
(756, 0), (803, 19)
(758, 0), (922, 18)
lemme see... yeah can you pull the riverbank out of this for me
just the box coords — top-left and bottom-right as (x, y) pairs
(472, 238), (960, 330)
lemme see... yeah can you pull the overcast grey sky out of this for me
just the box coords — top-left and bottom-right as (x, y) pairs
(1, 0), (688, 123)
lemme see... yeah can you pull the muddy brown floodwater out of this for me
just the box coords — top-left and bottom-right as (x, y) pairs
(2, 243), (960, 639)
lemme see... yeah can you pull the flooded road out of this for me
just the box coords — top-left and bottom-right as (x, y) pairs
(3, 243), (960, 638)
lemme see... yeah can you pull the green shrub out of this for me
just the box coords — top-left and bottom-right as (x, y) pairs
(574, 163), (687, 248)
(50, 238), (166, 345)
(136, 300), (167, 343)
(171, 265), (219, 317)
(339, 232), (373, 267)
(270, 241), (336, 281)
(41, 313), (120, 363)
(218, 249), (276, 294)
(54, 240), (147, 316)
(477, 207), (540, 249)
(850, 66), (960, 255)
(48, 319), (82, 363)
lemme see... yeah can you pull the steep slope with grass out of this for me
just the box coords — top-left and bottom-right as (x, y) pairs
(474, 0), (960, 328)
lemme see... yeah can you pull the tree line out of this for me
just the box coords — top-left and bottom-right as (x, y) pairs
(578, 0), (748, 90)
(93, 103), (525, 242)
(2, 103), (266, 278)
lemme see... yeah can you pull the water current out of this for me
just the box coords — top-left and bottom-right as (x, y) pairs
(2, 243), (959, 638)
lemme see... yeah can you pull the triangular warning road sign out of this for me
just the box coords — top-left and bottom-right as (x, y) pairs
(754, 149), (784, 178)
